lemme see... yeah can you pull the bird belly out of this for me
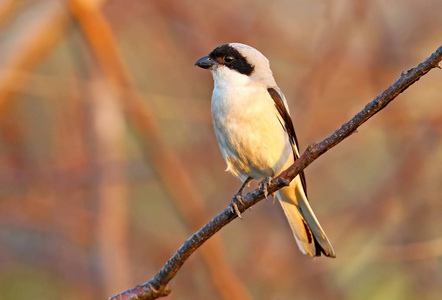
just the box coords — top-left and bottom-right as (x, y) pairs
(212, 87), (292, 181)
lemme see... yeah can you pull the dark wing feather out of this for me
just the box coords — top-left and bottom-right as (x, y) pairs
(267, 87), (308, 195)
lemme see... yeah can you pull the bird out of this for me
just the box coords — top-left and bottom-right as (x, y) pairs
(195, 43), (335, 258)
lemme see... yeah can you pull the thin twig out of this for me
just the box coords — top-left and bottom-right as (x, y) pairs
(110, 44), (442, 300)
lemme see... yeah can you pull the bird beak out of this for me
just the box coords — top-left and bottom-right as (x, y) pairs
(195, 55), (217, 69)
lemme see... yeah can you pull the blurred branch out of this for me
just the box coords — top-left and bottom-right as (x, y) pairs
(0, 1), (69, 112)
(68, 1), (252, 299)
(110, 45), (442, 300)
(91, 73), (133, 294)
(0, 0), (18, 29)
(69, 1), (134, 296)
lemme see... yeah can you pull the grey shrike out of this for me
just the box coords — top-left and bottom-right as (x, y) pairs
(195, 43), (335, 258)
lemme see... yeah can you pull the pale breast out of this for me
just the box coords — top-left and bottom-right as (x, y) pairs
(211, 85), (293, 180)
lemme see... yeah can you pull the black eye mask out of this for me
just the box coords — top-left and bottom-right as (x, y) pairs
(209, 44), (255, 76)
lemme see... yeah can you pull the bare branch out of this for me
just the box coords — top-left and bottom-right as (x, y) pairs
(109, 44), (442, 300)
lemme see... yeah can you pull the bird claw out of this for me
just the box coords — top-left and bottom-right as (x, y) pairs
(258, 177), (272, 199)
(229, 177), (253, 219)
(230, 193), (245, 219)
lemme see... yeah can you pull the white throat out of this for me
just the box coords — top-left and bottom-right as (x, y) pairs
(211, 66), (251, 90)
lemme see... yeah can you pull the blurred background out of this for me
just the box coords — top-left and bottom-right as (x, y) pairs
(0, 0), (441, 299)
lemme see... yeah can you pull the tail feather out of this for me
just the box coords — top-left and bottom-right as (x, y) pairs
(276, 176), (335, 258)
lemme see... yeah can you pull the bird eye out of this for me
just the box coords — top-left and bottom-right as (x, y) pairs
(224, 55), (234, 63)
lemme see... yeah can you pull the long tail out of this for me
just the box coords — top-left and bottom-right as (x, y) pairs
(276, 176), (335, 258)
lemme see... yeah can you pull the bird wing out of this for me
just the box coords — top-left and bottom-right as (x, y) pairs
(267, 87), (308, 195)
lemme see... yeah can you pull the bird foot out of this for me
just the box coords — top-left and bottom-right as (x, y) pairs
(230, 193), (245, 219)
(258, 177), (272, 199)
